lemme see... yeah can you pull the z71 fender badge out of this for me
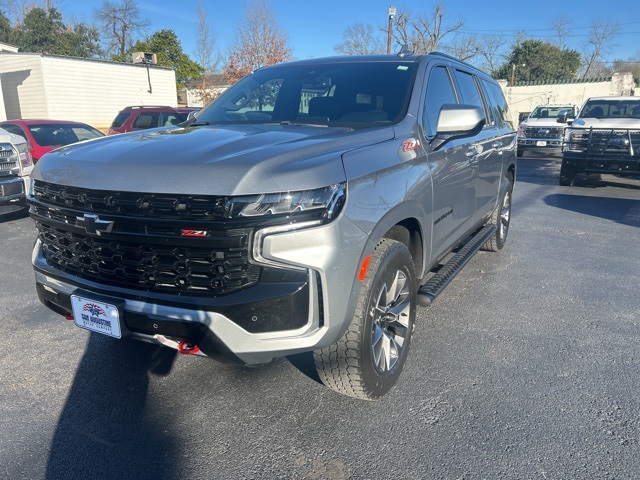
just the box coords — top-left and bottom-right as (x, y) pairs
(402, 138), (421, 152)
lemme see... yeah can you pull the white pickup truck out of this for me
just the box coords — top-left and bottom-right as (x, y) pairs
(0, 128), (33, 216)
(517, 104), (577, 157)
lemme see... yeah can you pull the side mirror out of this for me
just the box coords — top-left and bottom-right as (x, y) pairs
(556, 110), (574, 125)
(432, 104), (486, 150)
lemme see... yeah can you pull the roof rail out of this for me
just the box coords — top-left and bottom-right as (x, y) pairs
(124, 105), (175, 110)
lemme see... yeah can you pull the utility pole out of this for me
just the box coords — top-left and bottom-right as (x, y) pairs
(387, 5), (396, 54)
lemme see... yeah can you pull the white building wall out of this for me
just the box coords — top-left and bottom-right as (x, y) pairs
(502, 73), (636, 125)
(0, 54), (48, 120)
(0, 53), (178, 130)
(41, 56), (177, 130)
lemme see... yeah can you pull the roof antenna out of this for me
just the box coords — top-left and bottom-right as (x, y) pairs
(397, 44), (413, 58)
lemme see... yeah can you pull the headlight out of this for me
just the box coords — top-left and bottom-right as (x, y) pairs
(224, 183), (346, 223)
(16, 142), (33, 168)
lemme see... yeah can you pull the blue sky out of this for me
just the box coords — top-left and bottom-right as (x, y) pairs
(61, 0), (640, 66)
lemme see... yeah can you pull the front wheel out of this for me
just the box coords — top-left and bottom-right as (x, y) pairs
(314, 239), (417, 400)
(559, 160), (575, 186)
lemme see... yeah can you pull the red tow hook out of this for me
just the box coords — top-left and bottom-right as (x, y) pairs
(65, 313), (74, 321)
(177, 342), (201, 355)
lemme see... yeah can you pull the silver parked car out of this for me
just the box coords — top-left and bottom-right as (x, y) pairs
(29, 52), (517, 399)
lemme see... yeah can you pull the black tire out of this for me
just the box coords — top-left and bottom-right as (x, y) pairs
(314, 239), (416, 400)
(559, 160), (575, 186)
(482, 174), (513, 252)
(517, 149), (524, 158)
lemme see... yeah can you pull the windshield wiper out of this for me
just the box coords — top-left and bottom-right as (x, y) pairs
(280, 121), (328, 128)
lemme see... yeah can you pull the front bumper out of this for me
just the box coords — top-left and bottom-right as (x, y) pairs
(562, 152), (640, 176)
(517, 137), (563, 151)
(33, 215), (371, 364)
(0, 176), (26, 214)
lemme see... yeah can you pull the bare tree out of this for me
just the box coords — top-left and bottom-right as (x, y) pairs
(334, 22), (385, 55)
(582, 20), (620, 79)
(476, 34), (509, 74)
(551, 15), (571, 50)
(224, 0), (292, 84)
(4, 0), (61, 22)
(393, 2), (463, 54)
(94, 0), (149, 58)
(192, 0), (221, 105)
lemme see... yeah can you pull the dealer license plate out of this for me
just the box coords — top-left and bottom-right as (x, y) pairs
(70, 295), (122, 338)
(536, 141), (547, 146)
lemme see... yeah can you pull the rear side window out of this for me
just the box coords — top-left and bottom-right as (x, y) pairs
(423, 66), (458, 138)
(480, 78), (510, 127)
(455, 70), (492, 125)
(132, 113), (159, 129)
(111, 112), (130, 128)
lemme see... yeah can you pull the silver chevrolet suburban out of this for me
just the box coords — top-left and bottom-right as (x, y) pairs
(29, 52), (517, 399)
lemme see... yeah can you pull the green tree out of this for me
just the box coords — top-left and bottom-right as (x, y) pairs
(131, 29), (203, 90)
(0, 10), (15, 44)
(17, 7), (62, 53)
(494, 40), (581, 84)
(15, 7), (100, 57)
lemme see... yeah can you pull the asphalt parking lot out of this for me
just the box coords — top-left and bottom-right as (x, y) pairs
(1, 156), (639, 479)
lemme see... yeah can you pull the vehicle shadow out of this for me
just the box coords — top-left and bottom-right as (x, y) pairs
(45, 334), (180, 480)
(544, 193), (640, 228)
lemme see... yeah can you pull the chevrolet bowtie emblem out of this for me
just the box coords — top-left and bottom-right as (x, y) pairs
(75, 214), (114, 236)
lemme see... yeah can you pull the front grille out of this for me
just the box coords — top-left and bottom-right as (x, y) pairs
(0, 160), (17, 175)
(588, 129), (640, 156)
(36, 222), (260, 295)
(32, 181), (231, 221)
(566, 128), (640, 157)
(31, 181), (263, 296)
(525, 126), (563, 139)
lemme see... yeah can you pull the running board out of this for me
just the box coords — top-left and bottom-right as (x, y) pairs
(417, 224), (497, 307)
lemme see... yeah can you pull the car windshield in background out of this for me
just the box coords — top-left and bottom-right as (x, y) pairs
(195, 61), (418, 128)
(580, 100), (640, 118)
(28, 124), (103, 146)
(530, 106), (573, 118)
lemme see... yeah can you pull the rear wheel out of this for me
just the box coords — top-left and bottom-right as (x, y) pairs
(482, 174), (513, 252)
(559, 159), (575, 186)
(314, 239), (416, 400)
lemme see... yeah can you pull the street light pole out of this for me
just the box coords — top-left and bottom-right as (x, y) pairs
(387, 5), (396, 54)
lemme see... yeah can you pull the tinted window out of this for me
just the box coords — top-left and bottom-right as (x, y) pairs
(455, 70), (490, 124)
(481, 79), (511, 127)
(111, 112), (130, 128)
(580, 99), (640, 118)
(28, 124), (103, 146)
(197, 62), (418, 128)
(132, 113), (159, 129)
(1, 123), (28, 140)
(423, 66), (457, 138)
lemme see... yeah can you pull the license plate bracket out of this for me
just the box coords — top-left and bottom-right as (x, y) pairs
(70, 293), (124, 339)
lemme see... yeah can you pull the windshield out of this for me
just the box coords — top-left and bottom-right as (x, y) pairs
(193, 61), (418, 129)
(580, 100), (640, 119)
(529, 106), (574, 118)
(28, 124), (103, 146)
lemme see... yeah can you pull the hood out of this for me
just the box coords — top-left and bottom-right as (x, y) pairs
(572, 117), (640, 129)
(33, 124), (395, 195)
(521, 117), (565, 127)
